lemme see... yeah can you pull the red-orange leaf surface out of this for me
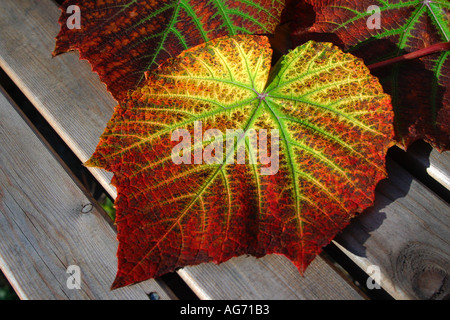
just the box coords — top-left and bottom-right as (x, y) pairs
(291, 0), (450, 151)
(87, 35), (394, 289)
(53, 0), (285, 101)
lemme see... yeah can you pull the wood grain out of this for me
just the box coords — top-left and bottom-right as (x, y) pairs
(0, 0), (117, 198)
(406, 142), (450, 191)
(178, 254), (365, 300)
(0, 87), (173, 299)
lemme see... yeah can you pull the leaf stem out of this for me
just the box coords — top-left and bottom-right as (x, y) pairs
(367, 42), (450, 70)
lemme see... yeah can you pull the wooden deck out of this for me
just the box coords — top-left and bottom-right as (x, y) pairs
(0, 0), (448, 300)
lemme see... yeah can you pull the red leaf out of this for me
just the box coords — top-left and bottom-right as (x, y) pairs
(53, 0), (286, 101)
(86, 35), (394, 289)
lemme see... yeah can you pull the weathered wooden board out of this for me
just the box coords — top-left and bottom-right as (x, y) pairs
(405, 142), (450, 191)
(0, 87), (173, 299)
(0, 0), (366, 299)
(0, 0), (117, 198)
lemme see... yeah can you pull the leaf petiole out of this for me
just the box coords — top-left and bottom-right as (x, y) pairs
(368, 42), (450, 70)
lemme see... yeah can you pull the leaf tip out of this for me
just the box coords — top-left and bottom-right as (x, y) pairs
(84, 153), (105, 169)
(110, 276), (126, 290)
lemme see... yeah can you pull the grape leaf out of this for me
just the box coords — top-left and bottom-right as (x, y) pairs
(291, 0), (450, 151)
(86, 34), (394, 288)
(53, 0), (285, 101)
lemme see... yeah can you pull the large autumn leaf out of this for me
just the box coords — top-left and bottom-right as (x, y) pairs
(291, 0), (450, 151)
(53, 0), (285, 101)
(86, 35), (394, 289)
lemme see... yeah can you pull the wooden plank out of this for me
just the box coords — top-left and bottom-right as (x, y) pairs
(335, 157), (450, 300)
(427, 150), (450, 191)
(178, 254), (364, 300)
(0, 0), (117, 198)
(0, 0), (365, 299)
(404, 141), (450, 191)
(427, 150), (450, 190)
(0, 87), (173, 299)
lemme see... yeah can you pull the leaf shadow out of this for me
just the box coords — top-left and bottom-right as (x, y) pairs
(270, 0), (345, 63)
(333, 143), (435, 258)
